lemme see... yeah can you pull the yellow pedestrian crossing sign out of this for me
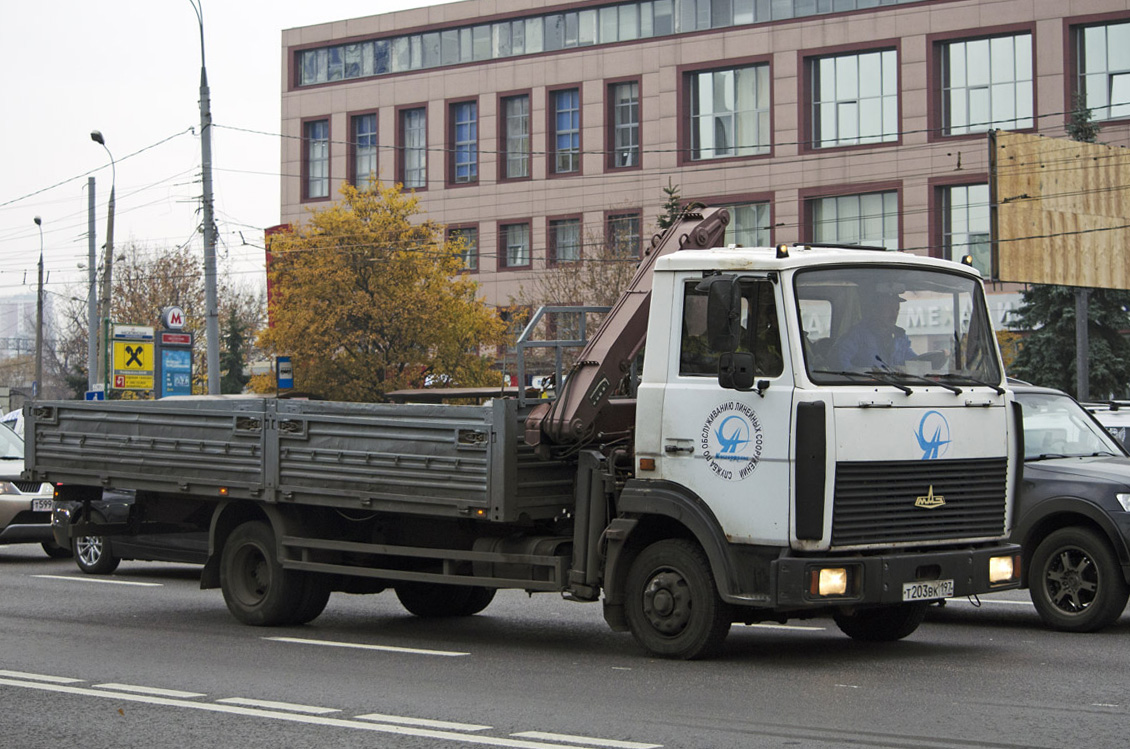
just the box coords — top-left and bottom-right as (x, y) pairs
(112, 329), (155, 390)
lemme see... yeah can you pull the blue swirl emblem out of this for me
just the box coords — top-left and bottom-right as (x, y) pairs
(916, 410), (951, 460)
(715, 415), (751, 456)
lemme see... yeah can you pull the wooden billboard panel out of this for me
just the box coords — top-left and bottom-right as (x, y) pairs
(993, 131), (1130, 290)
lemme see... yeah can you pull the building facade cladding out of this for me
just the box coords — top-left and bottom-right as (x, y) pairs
(280, 0), (1130, 308)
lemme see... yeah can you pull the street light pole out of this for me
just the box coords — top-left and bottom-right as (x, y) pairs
(33, 217), (44, 399)
(91, 130), (116, 395)
(191, 0), (221, 394)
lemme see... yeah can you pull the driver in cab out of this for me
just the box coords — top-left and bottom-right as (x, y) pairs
(831, 288), (915, 371)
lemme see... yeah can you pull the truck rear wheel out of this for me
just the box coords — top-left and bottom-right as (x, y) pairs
(221, 520), (307, 626)
(624, 539), (731, 659)
(833, 602), (927, 642)
(73, 514), (121, 575)
(288, 575), (332, 625)
(1029, 527), (1129, 632)
(395, 582), (496, 617)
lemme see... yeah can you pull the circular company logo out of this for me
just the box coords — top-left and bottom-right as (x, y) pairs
(700, 401), (764, 481)
(916, 410), (951, 460)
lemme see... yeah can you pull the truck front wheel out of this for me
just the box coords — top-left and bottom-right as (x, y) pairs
(220, 520), (307, 626)
(833, 603), (927, 642)
(624, 539), (731, 659)
(1029, 527), (1129, 632)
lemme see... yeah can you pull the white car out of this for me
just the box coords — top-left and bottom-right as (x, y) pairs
(1084, 401), (1130, 451)
(0, 424), (68, 558)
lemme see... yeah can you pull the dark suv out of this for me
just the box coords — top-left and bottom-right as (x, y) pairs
(1012, 384), (1130, 632)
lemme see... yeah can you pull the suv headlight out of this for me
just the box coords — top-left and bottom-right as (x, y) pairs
(0, 481), (17, 495)
(1116, 493), (1130, 513)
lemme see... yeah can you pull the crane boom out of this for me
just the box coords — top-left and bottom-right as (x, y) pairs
(525, 205), (730, 449)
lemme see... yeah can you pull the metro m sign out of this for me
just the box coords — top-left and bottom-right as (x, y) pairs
(161, 306), (186, 330)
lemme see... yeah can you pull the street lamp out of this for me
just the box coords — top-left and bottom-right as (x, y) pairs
(190, 0), (220, 394)
(33, 217), (44, 399)
(90, 130), (115, 395)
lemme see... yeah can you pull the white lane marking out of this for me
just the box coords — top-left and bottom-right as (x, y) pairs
(32, 574), (162, 587)
(218, 697), (340, 715)
(0, 676), (647, 749)
(95, 683), (206, 699)
(511, 732), (661, 749)
(264, 636), (469, 657)
(0, 670), (83, 684)
(745, 623), (826, 631)
(356, 713), (491, 731)
(947, 598), (1033, 607)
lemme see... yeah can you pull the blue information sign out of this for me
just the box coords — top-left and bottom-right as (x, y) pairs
(162, 348), (193, 397)
(276, 356), (294, 389)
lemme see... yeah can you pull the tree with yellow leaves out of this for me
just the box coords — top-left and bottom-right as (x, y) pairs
(259, 182), (507, 402)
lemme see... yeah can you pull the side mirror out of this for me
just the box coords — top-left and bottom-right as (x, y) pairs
(697, 276), (742, 352)
(719, 352), (757, 391)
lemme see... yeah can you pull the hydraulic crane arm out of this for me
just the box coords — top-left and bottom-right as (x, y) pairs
(524, 205), (730, 449)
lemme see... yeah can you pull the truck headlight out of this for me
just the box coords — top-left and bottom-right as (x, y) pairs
(808, 566), (854, 597)
(1116, 493), (1130, 513)
(989, 555), (1017, 584)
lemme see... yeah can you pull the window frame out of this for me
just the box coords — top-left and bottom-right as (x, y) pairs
(679, 57), (773, 166)
(798, 181), (903, 250)
(348, 110), (379, 189)
(928, 25), (1036, 141)
(498, 90), (533, 182)
(605, 209), (643, 260)
(498, 219), (533, 270)
(1068, 13), (1130, 125)
(800, 42), (901, 154)
(447, 223), (480, 274)
(447, 97), (479, 187)
(548, 84), (583, 177)
(606, 76), (642, 171)
(396, 103), (428, 191)
(547, 214), (584, 266)
(695, 191), (775, 247)
(301, 116), (331, 202)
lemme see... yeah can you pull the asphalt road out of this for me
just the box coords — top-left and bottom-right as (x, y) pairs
(2, 544), (1128, 749)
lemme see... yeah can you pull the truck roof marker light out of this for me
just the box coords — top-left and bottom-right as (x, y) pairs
(776, 244), (789, 259)
(960, 255), (975, 267)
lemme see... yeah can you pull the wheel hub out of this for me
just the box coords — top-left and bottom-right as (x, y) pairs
(642, 571), (691, 635)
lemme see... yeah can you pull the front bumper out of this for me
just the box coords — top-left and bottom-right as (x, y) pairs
(772, 543), (1023, 609)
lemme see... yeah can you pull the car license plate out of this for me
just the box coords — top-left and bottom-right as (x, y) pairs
(32, 498), (53, 512)
(902, 579), (954, 602)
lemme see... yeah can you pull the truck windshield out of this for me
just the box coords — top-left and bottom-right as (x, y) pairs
(795, 265), (1002, 387)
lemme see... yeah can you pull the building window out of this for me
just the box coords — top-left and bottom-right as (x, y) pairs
(942, 184), (990, 274)
(720, 202), (771, 246)
(609, 81), (640, 168)
(941, 34), (1033, 135)
(812, 50), (897, 148)
(304, 119), (329, 200)
(607, 212), (641, 258)
(449, 226), (479, 272)
(450, 100), (478, 184)
(400, 107), (427, 189)
(351, 113), (377, 188)
(500, 222), (531, 268)
(812, 191), (899, 249)
(689, 64), (770, 159)
(551, 88), (581, 174)
(502, 94), (530, 179)
(1077, 21), (1130, 121)
(549, 218), (582, 264)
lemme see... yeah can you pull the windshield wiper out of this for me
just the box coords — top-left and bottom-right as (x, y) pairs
(887, 371), (964, 394)
(813, 369), (913, 395)
(931, 373), (1006, 395)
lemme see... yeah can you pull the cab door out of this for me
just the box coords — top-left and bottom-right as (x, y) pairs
(653, 274), (795, 546)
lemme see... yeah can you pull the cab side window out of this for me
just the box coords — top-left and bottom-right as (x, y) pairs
(679, 279), (783, 377)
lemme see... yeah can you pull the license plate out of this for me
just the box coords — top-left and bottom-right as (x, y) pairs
(32, 498), (53, 512)
(902, 579), (954, 602)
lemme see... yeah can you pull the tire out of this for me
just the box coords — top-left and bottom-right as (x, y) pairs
(288, 574), (332, 625)
(395, 582), (496, 617)
(220, 521), (306, 626)
(73, 534), (121, 575)
(624, 539), (731, 660)
(1029, 527), (1129, 633)
(833, 602), (927, 642)
(41, 540), (73, 559)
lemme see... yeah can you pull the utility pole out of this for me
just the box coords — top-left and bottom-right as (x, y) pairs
(192, 0), (221, 394)
(91, 131), (116, 395)
(33, 217), (44, 399)
(87, 177), (98, 392)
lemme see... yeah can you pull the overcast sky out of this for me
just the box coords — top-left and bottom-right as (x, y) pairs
(0, 0), (455, 305)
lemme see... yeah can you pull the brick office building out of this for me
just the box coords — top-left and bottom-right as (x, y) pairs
(281, 0), (1130, 310)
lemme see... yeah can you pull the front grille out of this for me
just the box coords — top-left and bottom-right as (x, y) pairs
(12, 481), (47, 493)
(831, 458), (1007, 546)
